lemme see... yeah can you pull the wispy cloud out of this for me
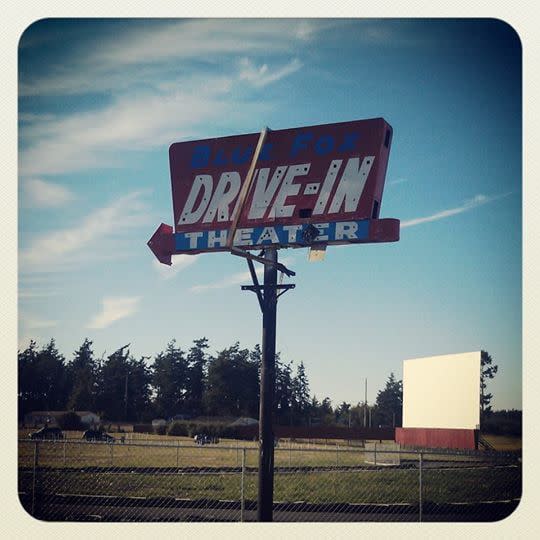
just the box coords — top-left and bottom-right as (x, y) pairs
(18, 19), (329, 177)
(19, 191), (150, 271)
(22, 178), (76, 208)
(19, 313), (57, 329)
(19, 289), (58, 299)
(388, 177), (408, 186)
(19, 85), (237, 176)
(19, 19), (325, 97)
(238, 57), (303, 88)
(190, 255), (295, 293)
(401, 193), (511, 228)
(153, 254), (200, 279)
(190, 266), (264, 293)
(87, 296), (141, 329)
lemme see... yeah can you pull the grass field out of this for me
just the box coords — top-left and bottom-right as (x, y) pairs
(18, 428), (522, 471)
(482, 434), (522, 451)
(18, 430), (522, 511)
(18, 462), (521, 506)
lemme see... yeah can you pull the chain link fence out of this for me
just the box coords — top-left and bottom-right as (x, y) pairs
(18, 438), (521, 522)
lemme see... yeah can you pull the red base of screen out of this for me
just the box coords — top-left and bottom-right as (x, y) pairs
(395, 427), (478, 450)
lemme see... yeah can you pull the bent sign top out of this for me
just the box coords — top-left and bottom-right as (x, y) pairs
(170, 117), (392, 233)
(148, 118), (399, 262)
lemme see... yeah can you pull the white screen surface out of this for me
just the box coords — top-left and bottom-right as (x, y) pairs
(402, 352), (481, 430)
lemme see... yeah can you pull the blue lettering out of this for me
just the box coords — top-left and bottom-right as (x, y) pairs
(258, 143), (272, 161)
(213, 148), (227, 166)
(315, 135), (334, 155)
(232, 146), (253, 165)
(191, 145), (210, 168)
(291, 132), (313, 157)
(174, 220), (371, 251)
(338, 133), (360, 152)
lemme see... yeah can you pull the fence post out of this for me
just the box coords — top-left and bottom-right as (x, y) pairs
(240, 448), (246, 522)
(289, 444), (292, 468)
(419, 452), (423, 522)
(31, 440), (39, 516)
(374, 443), (377, 466)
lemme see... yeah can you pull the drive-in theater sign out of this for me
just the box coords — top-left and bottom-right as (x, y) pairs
(148, 118), (400, 522)
(148, 118), (399, 263)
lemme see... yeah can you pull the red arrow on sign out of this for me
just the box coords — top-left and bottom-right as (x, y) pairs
(147, 223), (174, 265)
(147, 218), (399, 265)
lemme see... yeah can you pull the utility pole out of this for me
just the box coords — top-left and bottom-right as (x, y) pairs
(124, 371), (129, 421)
(240, 246), (295, 522)
(258, 248), (277, 522)
(364, 378), (367, 427)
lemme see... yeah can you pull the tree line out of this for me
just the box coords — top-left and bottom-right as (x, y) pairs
(18, 337), (404, 427)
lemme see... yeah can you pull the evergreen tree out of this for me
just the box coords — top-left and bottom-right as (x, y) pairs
(185, 338), (209, 416)
(274, 356), (294, 424)
(18, 340), (40, 420)
(152, 340), (189, 418)
(335, 401), (351, 426)
(480, 350), (498, 417)
(19, 339), (70, 413)
(67, 338), (97, 411)
(291, 361), (310, 425)
(95, 344), (131, 421)
(374, 373), (402, 427)
(128, 355), (152, 421)
(308, 396), (334, 425)
(204, 343), (259, 417)
(319, 397), (334, 425)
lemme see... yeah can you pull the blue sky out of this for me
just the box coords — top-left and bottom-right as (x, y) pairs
(18, 18), (521, 410)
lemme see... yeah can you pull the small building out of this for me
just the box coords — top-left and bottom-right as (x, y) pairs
(24, 410), (101, 428)
(229, 417), (259, 427)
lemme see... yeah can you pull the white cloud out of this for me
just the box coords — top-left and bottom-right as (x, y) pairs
(87, 296), (141, 329)
(19, 313), (57, 329)
(401, 193), (510, 228)
(388, 177), (408, 186)
(190, 255), (295, 293)
(19, 77), (265, 177)
(20, 91), (212, 175)
(22, 178), (75, 208)
(18, 289), (58, 299)
(190, 266), (264, 293)
(19, 20), (324, 98)
(238, 57), (303, 88)
(153, 253), (200, 279)
(19, 191), (150, 271)
(18, 20), (328, 177)
(19, 20), (327, 98)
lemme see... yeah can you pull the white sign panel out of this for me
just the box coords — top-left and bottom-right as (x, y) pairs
(402, 352), (481, 430)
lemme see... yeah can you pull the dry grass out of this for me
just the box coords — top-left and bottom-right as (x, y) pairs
(482, 434), (522, 451)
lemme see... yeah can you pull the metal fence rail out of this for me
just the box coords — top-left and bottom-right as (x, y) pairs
(18, 439), (521, 522)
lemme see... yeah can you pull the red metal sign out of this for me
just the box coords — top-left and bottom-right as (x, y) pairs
(169, 117), (393, 233)
(148, 118), (399, 263)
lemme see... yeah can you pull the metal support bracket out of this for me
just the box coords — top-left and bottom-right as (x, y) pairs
(231, 247), (296, 277)
(241, 284), (295, 311)
(246, 258), (264, 312)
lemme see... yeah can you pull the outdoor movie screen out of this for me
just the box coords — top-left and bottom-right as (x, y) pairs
(402, 352), (481, 431)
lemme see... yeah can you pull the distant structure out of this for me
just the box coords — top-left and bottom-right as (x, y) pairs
(395, 352), (481, 450)
(24, 410), (100, 428)
(229, 417), (259, 427)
